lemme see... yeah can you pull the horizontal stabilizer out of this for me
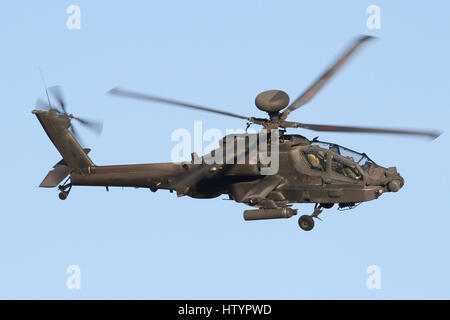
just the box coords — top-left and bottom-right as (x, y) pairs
(39, 149), (91, 188)
(39, 164), (70, 188)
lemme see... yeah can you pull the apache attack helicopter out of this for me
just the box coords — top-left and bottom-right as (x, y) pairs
(33, 35), (441, 231)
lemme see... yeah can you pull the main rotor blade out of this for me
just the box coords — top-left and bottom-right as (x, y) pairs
(280, 35), (374, 121)
(108, 87), (250, 121)
(48, 85), (67, 114)
(290, 122), (442, 140)
(73, 116), (103, 135)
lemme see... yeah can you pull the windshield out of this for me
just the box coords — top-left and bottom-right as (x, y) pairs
(311, 141), (375, 171)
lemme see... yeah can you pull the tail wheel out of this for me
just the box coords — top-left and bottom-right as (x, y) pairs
(58, 191), (68, 200)
(298, 215), (314, 231)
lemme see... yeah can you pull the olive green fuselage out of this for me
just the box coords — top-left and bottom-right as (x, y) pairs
(70, 134), (402, 207)
(34, 109), (403, 210)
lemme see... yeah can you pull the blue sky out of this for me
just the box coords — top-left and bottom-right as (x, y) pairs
(0, 1), (449, 299)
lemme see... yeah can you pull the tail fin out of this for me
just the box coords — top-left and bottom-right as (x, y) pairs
(33, 110), (94, 186)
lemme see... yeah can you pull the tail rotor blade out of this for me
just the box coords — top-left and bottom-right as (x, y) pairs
(36, 98), (51, 110)
(36, 85), (103, 142)
(48, 85), (67, 114)
(73, 116), (103, 135)
(69, 125), (84, 146)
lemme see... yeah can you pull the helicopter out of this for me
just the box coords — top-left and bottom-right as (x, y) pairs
(33, 35), (441, 231)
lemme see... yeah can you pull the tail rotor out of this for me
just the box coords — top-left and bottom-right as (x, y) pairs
(35, 85), (103, 141)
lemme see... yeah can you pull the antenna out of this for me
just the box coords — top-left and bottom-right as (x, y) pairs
(39, 67), (52, 109)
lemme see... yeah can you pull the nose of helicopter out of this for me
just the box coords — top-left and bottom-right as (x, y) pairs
(385, 167), (404, 192)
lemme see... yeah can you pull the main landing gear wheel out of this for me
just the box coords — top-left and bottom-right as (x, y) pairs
(298, 204), (325, 231)
(298, 215), (314, 231)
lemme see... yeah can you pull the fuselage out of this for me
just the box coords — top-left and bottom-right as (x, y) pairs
(70, 133), (404, 206)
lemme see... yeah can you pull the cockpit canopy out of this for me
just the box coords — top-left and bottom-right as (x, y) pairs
(310, 140), (375, 171)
